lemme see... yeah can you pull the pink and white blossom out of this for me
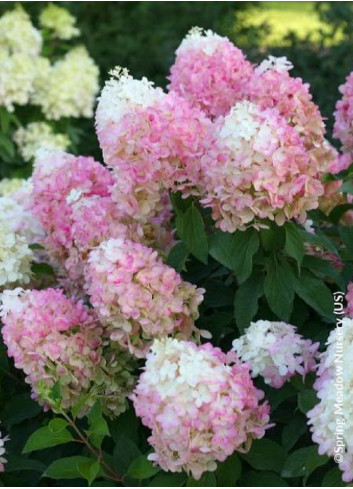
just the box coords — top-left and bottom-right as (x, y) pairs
(131, 338), (272, 479)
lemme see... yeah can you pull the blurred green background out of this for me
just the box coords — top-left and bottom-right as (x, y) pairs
(1, 1), (353, 156)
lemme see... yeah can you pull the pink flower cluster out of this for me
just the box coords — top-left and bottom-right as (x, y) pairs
(32, 150), (113, 250)
(131, 338), (271, 479)
(31, 150), (175, 285)
(84, 238), (205, 357)
(200, 101), (323, 232)
(168, 27), (253, 119)
(0, 287), (135, 417)
(232, 320), (319, 388)
(96, 68), (214, 220)
(247, 56), (328, 171)
(334, 71), (353, 156)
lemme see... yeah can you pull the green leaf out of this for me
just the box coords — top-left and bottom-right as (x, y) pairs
(5, 455), (46, 473)
(281, 415), (307, 451)
(127, 455), (160, 479)
(166, 242), (189, 272)
(176, 204), (208, 263)
(281, 446), (329, 478)
(285, 222), (305, 268)
(243, 439), (287, 473)
(109, 407), (139, 446)
(240, 471), (288, 487)
(216, 453), (241, 486)
(87, 401), (110, 448)
(77, 460), (101, 486)
(209, 229), (259, 283)
(321, 467), (345, 486)
(170, 191), (193, 215)
(49, 381), (61, 404)
(113, 435), (141, 475)
(186, 472), (216, 486)
(267, 383), (297, 411)
(48, 418), (69, 433)
(260, 223), (286, 252)
(298, 389), (318, 414)
(22, 425), (74, 454)
(300, 229), (338, 254)
(28, 243), (45, 250)
(294, 270), (335, 321)
(44, 456), (92, 480)
(1, 393), (41, 425)
(339, 181), (353, 194)
(264, 256), (294, 321)
(302, 255), (345, 289)
(329, 203), (353, 224)
(234, 271), (264, 332)
(339, 226), (353, 258)
(149, 472), (187, 486)
(31, 262), (55, 277)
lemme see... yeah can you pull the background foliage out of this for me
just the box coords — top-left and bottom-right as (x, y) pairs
(1, 2), (353, 487)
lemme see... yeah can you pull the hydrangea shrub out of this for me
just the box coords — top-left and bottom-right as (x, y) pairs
(1, 26), (353, 487)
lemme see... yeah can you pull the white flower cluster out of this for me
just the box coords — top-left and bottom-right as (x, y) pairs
(0, 178), (43, 287)
(0, 179), (24, 197)
(39, 4), (80, 40)
(176, 27), (228, 56)
(14, 122), (70, 162)
(308, 318), (353, 482)
(0, 427), (8, 472)
(232, 320), (319, 388)
(0, 7), (42, 56)
(32, 46), (99, 120)
(0, 6), (98, 120)
(0, 52), (44, 112)
(96, 67), (164, 133)
(0, 221), (33, 287)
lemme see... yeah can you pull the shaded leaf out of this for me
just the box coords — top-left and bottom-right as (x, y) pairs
(264, 257), (294, 321)
(176, 204), (208, 263)
(234, 271), (264, 332)
(294, 271), (335, 321)
(166, 242), (189, 272)
(242, 439), (287, 473)
(127, 455), (160, 479)
(44, 456), (92, 480)
(209, 229), (259, 283)
(281, 446), (329, 478)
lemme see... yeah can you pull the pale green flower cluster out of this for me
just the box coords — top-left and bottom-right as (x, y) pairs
(0, 7), (42, 56)
(0, 179), (24, 197)
(39, 3), (80, 40)
(31, 47), (99, 120)
(14, 122), (70, 162)
(0, 222), (33, 287)
(0, 6), (99, 119)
